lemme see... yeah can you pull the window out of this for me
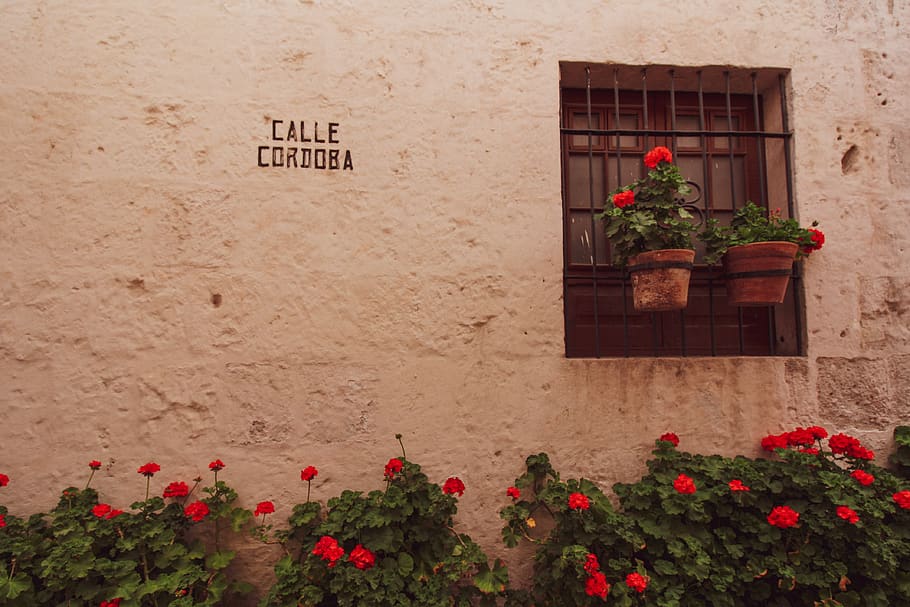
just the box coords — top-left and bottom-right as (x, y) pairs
(561, 64), (804, 357)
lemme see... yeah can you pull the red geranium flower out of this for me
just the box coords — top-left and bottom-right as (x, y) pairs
(785, 427), (815, 447)
(301, 466), (318, 481)
(851, 470), (875, 486)
(106, 509), (124, 519)
(673, 473), (696, 494)
(349, 544), (376, 570)
(659, 432), (680, 447)
(0, 473), (9, 487)
(612, 190), (635, 208)
(893, 490), (910, 510)
(806, 228), (825, 252)
(92, 503), (112, 518)
(584, 571), (610, 600)
(643, 145), (673, 169)
(583, 553), (600, 575)
(728, 479), (750, 492)
(137, 462), (160, 477)
(506, 486), (521, 500)
(836, 506), (859, 524)
(100, 599), (122, 607)
(807, 425), (828, 440)
(89, 460), (102, 470)
(163, 481), (190, 498)
(442, 477), (465, 496)
(313, 535), (346, 567)
(208, 459), (225, 472)
(0, 514), (6, 528)
(626, 572), (648, 593)
(568, 492), (590, 510)
(254, 501), (275, 517)
(799, 447), (820, 455)
(767, 505), (800, 528)
(829, 433), (860, 454)
(761, 433), (789, 452)
(384, 458), (403, 479)
(184, 501), (210, 522)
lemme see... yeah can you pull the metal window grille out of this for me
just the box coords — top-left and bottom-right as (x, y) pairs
(560, 64), (803, 358)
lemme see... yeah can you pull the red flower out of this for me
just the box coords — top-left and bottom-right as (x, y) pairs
(584, 571), (610, 600)
(806, 228), (825, 252)
(659, 432), (680, 447)
(506, 486), (521, 500)
(785, 427), (815, 447)
(384, 458), (403, 479)
(0, 514), (6, 528)
(100, 599), (122, 607)
(728, 479), (750, 492)
(612, 190), (635, 208)
(583, 553), (600, 575)
(673, 473), (696, 494)
(349, 544), (376, 570)
(643, 145), (673, 169)
(0, 473), (8, 487)
(799, 447), (820, 455)
(106, 509), (124, 519)
(568, 492), (590, 510)
(89, 460), (102, 470)
(807, 426), (828, 440)
(851, 470), (875, 486)
(313, 535), (346, 567)
(137, 462), (160, 477)
(442, 477), (465, 496)
(767, 505), (800, 528)
(208, 459), (225, 472)
(761, 433), (789, 452)
(163, 481), (189, 498)
(626, 572), (648, 593)
(849, 446), (875, 460)
(301, 466), (318, 481)
(836, 506), (859, 524)
(893, 490), (910, 510)
(184, 501), (210, 522)
(92, 503), (112, 518)
(254, 501), (275, 517)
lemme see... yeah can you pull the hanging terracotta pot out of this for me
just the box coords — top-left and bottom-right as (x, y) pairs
(627, 249), (695, 312)
(723, 241), (798, 306)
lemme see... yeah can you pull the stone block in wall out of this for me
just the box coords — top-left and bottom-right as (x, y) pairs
(859, 276), (910, 349)
(817, 356), (910, 429)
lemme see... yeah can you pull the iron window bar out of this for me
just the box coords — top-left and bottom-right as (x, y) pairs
(564, 65), (799, 358)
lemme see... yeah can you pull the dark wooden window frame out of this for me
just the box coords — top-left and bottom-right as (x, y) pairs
(560, 65), (804, 358)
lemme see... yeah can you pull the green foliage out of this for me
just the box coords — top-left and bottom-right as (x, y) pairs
(260, 452), (510, 607)
(596, 150), (697, 266)
(0, 471), (251, 606)
(891, 426), (910, 479)
(502, 431), (910, 607)
(699, 201), (819, 264)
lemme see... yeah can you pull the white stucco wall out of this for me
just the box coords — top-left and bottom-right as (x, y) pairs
(2, 0), (909, 594)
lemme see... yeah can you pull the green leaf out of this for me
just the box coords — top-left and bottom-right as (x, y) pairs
(206, 550), (236, 571)
(398, 552), (415, 577)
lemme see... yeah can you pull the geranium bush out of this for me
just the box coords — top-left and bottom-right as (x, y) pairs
(258, 436), (511, 607)
(501, 429), (910, 607)
(0, 460), (252, 606)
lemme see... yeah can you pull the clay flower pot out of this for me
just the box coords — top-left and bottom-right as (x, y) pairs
(723, 241), (798, 306)
(627, 249), (695, 312)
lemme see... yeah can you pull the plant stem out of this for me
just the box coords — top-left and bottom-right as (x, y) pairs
(84, 470), (95, 491)
(145, 476), (150, 502)
(306, 480), (311, 503)
(396, 433), (407, 459)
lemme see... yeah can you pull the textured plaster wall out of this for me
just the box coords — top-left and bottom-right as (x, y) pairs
(2, 0), (910, 593)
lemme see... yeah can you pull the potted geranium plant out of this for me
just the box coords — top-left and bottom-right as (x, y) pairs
(598, 146), (698, 311)
(699, 202), (824, 306)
